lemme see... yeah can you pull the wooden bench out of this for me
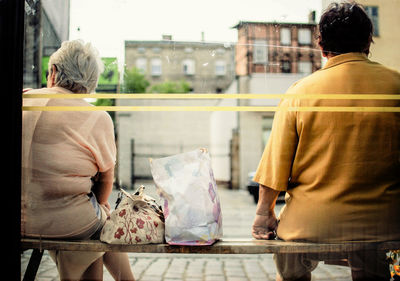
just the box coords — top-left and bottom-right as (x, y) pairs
(21, 238), (400, 281)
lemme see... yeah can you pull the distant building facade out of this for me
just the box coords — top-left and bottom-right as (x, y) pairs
(233, 21), (322, 77)
(124, 38), (235, 93)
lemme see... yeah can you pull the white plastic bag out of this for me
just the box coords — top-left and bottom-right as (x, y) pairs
(150, 148), (223, 245)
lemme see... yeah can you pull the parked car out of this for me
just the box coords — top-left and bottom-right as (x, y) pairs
(246, 171), (286, 204)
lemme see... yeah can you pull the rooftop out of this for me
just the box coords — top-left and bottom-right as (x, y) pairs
(232, 20), (317, 29)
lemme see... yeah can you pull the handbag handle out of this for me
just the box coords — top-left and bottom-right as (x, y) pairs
(119, 185), (145, 201)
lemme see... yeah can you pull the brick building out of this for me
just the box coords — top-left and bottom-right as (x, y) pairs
(233, 21), (322, 76)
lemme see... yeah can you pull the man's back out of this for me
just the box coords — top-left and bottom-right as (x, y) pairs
(254, 52), (400, 242)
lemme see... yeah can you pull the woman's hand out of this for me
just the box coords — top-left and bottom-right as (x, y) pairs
(100, 202), (111, 217)
(252, 212), (278, 240)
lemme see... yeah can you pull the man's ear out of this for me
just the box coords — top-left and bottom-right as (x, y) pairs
(317, 37), (327, 58)
(363, 35), (373, 56)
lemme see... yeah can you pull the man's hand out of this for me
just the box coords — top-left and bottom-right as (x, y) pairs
(252, 184), (280, 240)
(252, 212), (278, 240)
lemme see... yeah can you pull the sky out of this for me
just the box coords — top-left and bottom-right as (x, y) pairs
(69, 0), (322, 64)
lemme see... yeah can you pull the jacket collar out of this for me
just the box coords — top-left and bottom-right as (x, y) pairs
(323, 52), (369, 70)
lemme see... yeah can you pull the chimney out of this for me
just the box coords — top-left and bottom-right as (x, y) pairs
(308, 11), (316, 23)
(162, 34), (172, 40)
(201, 31), (205, 42)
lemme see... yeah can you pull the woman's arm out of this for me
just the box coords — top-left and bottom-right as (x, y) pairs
(92, 167), (114, 211)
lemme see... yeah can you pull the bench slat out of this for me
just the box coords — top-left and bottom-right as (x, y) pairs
(21, 238), (400, 254)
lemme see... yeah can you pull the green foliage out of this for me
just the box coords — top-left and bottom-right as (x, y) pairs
(149, 80), (191, 93)
(122, 67), (150, 93)
(93, 98), (113, 107)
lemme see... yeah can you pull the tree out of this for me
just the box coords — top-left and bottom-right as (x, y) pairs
(149, 80), (191, 93)
(122, 67), (150, 93)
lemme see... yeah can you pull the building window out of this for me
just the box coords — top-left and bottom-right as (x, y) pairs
(151, 58), (162, 76)
(365, 6), (379, 36)
(298, 61), (312, 74)
(298, 28), (312, 45)
(253, 40), (268, 64)
(216, 48), (226, 55)
(280, 28), (291, 45)
(215, 60), (226, 76)
(135, 58), (147, 73)
(137, 47), (146, 53)
(281, 60), (291, 73)
(152, 47), (161, 53)
(182, 59), (195, 75)
(184, 47), (193, 53)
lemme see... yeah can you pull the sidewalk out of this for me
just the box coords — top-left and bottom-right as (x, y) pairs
(21, 182), (352, 280)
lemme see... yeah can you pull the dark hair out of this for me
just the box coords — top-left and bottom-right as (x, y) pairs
(318, 1), (373, 56)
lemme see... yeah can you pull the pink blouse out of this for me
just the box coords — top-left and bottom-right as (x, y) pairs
(21, 87), (116, 238)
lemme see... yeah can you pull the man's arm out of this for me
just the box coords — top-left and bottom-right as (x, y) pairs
(252, 184), (280, 240)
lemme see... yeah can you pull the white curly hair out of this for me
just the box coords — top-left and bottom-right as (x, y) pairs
(48, 40), (104, 93)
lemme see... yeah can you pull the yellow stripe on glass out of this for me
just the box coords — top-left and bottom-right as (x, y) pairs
(22, 106), (400, 112)
(22, 93), (400, 112)
(22, 93), (400, 100)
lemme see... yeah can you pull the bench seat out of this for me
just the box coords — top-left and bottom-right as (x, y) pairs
(21, 238), (400, 281)
(21, 237), (400, 254)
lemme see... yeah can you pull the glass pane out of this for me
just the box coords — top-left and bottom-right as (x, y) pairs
(21, 1), (400, 279)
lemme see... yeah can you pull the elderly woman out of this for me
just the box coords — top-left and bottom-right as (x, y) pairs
(22, 40), (135, 281)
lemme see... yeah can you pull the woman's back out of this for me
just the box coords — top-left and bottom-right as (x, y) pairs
(21, 87), (116, 238)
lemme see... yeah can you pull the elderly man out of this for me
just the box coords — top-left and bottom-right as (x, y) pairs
(251, 2), (400, 281)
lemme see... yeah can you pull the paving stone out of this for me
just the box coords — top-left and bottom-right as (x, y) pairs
(204, 276), (226, 281)
(185, 278), (203, 281)
(137, 275), (163, 281)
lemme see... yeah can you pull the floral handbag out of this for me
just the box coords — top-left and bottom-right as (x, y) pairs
(100, 186), (165, 244)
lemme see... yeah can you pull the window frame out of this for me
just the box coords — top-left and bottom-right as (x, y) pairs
(150, 58), (162, 76)
(280, 27), (291, 46)
(298, 61), (313, 74)
(2, 0), (24, 275)
(215, 60), (226, 76)
(135, 57), (147, 74)
(182, 58), (196, 76)
(365, 6), (379, 37)
(298, 28), (312, 45)
(253, 39), (268, 64)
